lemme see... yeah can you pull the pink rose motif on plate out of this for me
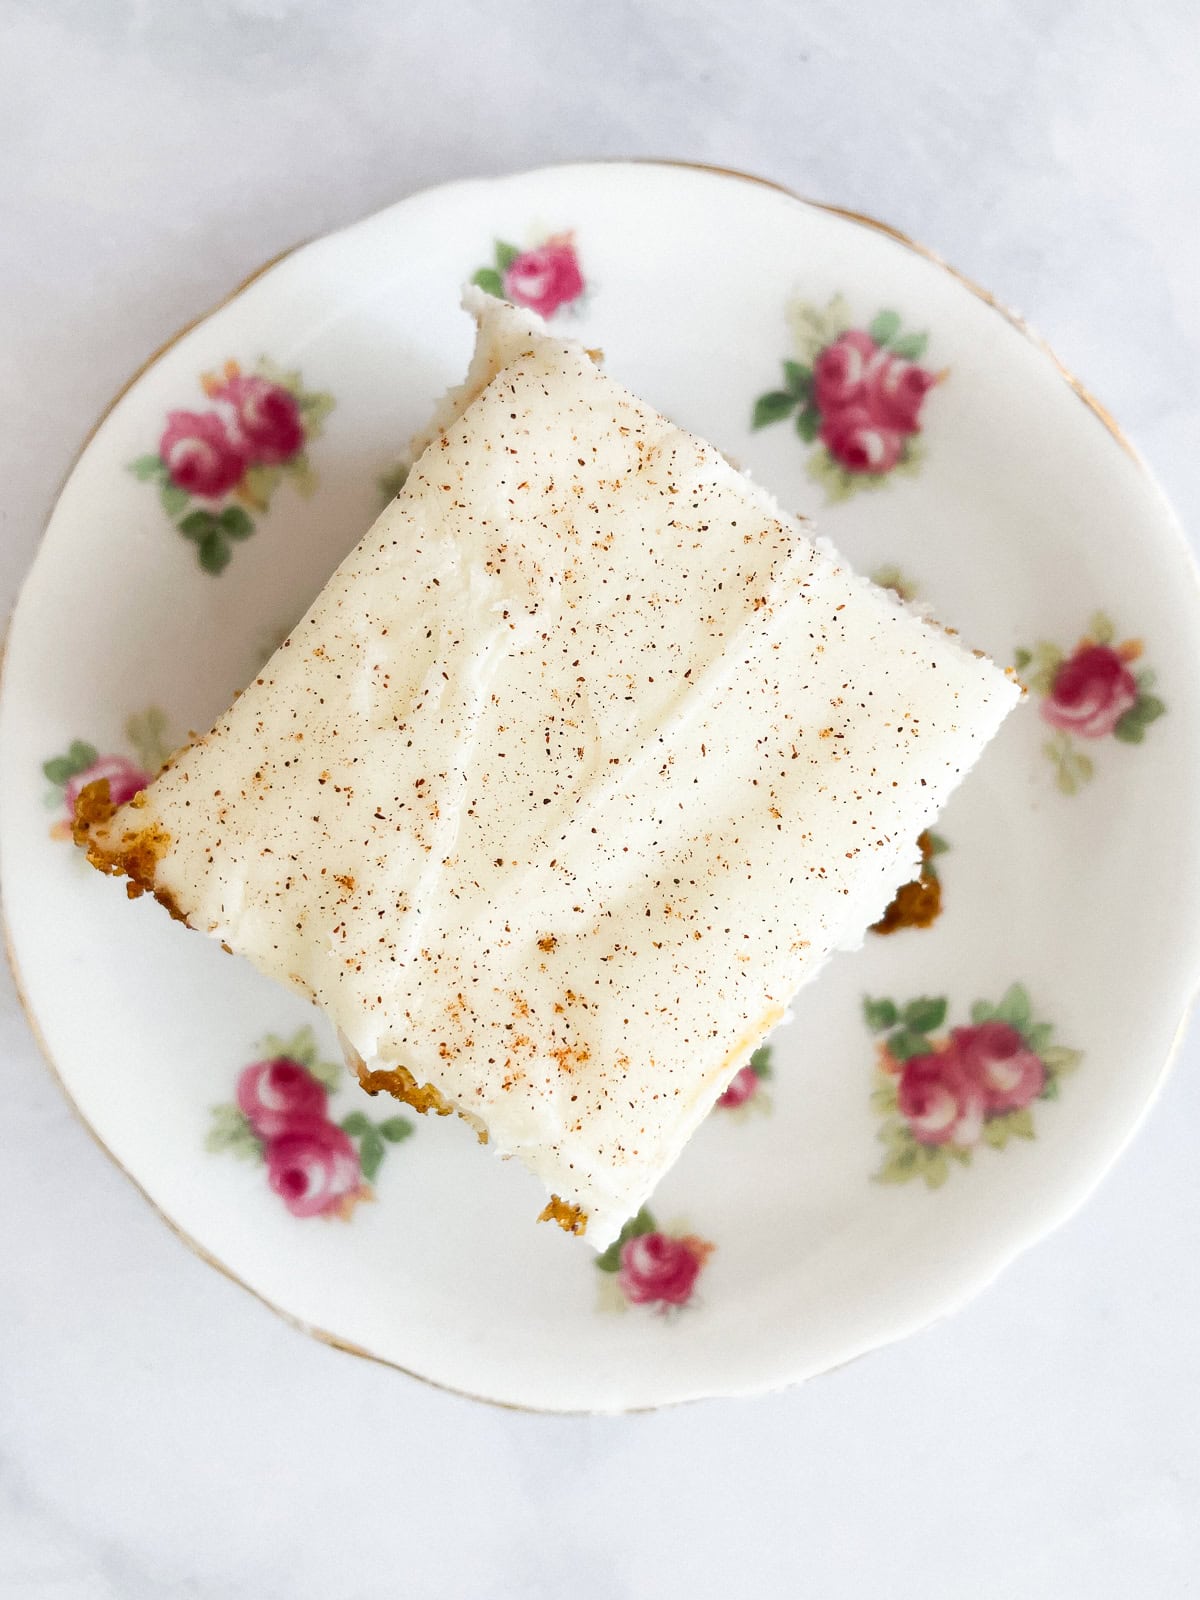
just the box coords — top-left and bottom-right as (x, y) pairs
(43, 709), (171, 840)
(863, 356), (937, 434)
(265, 1118), (363, 1218)
(159, 410), (248, 499)
(865, 987), (1082, 1188)
(237, 1055), (328, 1139)
(503, 239), (585, 318)
(820, 403), (904, 475)
(1042, 644), (1138, 739)
(214, 373), (305, 465)
(896, 1048), (985, 1148)
(619, 1233), (707, 1308)
(951, 1021), (1045, 1114)
(595, 1208), (714, 1312)
(473, 232), (586, 319)
(130, 359), (334, 575)
(715, 1044), (773, 1115)
(206, 1026), (414, 1219)
(717, 1064), (759, 1110)
(752, 300), (941, 502)
(812, 328), (881, 414)
(1015, 615), (1165, 794)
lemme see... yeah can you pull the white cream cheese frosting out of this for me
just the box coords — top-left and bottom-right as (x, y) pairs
(81, 292), (1020, 1248)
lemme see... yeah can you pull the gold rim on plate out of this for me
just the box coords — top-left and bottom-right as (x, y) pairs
(0, 159), (1155, 1414)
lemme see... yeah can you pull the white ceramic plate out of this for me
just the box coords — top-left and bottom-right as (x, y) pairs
(4, 161), (1199, 1413)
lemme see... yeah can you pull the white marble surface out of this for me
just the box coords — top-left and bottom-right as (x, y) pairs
(2, 1), (1199, 1594)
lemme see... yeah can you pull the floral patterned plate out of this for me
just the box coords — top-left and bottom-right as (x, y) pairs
(4, 162), (1200, 1413)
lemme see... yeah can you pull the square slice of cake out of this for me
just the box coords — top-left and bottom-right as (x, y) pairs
(77, 290), (1019, 1248)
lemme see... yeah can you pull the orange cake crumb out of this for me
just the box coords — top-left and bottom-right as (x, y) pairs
(72, 778), (186, 923)
(352, 1053), (489, 1144)
(871, 831), (944, 934)
(538, 1195), (588, 1236)
(356, 1059), (455, 1117)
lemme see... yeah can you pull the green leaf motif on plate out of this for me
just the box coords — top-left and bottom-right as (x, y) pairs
(379, 1117), (414, 1143)
(257, 356), (304, 394)
(257, 1024), (322, 1073)
(472, 267), (504, 297)
(795, 405), (821, 442)
(359, 1127), (386, 1183)
(1042, 731), (1093, 795)
(752, 390), (797, 429)
(307, 1055), (343, 1091)
(42, 757), (75, 786)
(159, 480), (190, 520)
(206, 1104), (263, 1160)
(806, 445), (890, 504)
(378, 460), (411, 505)
(870, 1074), (899, 1116)
(863, 996), (898, 1032)
(198, 530), (231, 575)
(243, 464), (282, 508)
(876, 1134), (958, 1188)
(178, 510), (217, 540)
(1025, 1021), (1054, 1055)
(285, 452), (318, 498)
(993, 983), (1033, 1033)
(868, 309), (901, 346)
(1114, 695), (1165, 745)
(594, 1208), (656, 1273)
(902, 996), (947, 1033)
(781, 359), (812, 398)
(893, 436), (926, 477)
(296, 394), (335, 441)
(887, 1028), (933, 1062)
(43, 739), (99, 786)
(1088, 611), (1115, 644)
(889, 330), (928, 360)
(1042, 1045), (1082, 1075)
(218, 505), (254, 539)
(748, 1045), (773, 1080)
